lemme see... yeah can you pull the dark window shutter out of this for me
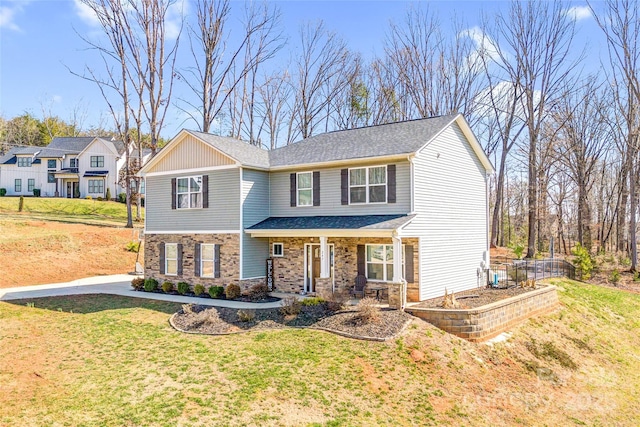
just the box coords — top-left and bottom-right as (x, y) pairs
(177, 243), (183, 276)
(341, 169), (349, 205)
(202, 175), (209, 208)
(214, 244), (221, 278)
(159, 242), (165, 274)
(194, 243), (201, 277)
(404, 244), (414, 283)
(357, 244), (366, 276)
(313, 171), (320, 206)
(290, 173), (297, 207)
(171, 178), (177, 210)
(387, 164), (396, 204)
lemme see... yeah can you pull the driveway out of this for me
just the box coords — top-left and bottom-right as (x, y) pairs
(0, 274), (291, 309)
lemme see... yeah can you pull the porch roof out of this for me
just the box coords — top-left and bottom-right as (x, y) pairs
(83, 170), (109, 177)
(246, 214), (416, 237)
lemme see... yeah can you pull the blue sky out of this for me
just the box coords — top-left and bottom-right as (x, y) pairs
(0, 0), (603, 138)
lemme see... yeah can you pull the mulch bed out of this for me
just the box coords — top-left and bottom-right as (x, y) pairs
(412, 285), (540, 310)
(170, 303), (413, 341)
(134, 289), (281, 303)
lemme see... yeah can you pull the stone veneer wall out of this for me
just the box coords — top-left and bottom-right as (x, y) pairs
(268, 237), (419, 296)
(144, 233), (241, 289)
(405, 285), (559, 342)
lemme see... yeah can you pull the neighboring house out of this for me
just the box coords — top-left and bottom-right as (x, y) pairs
(138, 114), (494, 302)
(0, 137), (150, 199)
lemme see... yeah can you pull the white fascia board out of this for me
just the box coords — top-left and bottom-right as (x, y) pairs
(268, 154), (411, 172)
(145, 230), (241, 235)
(245, 229), (395, 238)
(143, 164), (240, 177)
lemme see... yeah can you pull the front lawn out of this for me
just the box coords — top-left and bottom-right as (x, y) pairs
(1, 279), (639, 426)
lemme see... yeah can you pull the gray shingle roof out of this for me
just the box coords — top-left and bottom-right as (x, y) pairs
(0, 146), (41, 164)
(248, 214), (416, 231)
(187, 130), (270, 168)
(268, 114), (459, 167)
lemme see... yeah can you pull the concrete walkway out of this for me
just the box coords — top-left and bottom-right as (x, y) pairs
(0, 274), (298, 309)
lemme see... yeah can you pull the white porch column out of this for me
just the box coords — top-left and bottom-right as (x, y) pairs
(392, 234), (403, 282)
(320, 236), (330, 278)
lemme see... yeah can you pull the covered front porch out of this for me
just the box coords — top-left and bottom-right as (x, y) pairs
(246, 215), (419, 305)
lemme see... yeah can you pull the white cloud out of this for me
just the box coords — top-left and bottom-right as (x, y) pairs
(52, 95), (63, 104)
(460, 26), (502, 65)
(0, 1), (28, 32)
(565, 5), (592, 22)
(73, 0), (101, 27)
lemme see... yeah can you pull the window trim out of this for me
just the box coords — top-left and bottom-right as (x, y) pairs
(47, 159), (56, 169)
(348, 165), (387, 205)
(272, 242), (284, 257)
(27, 179), (35, 192)
(165, 243), (178, 276)
(90, 156), (105, 168)
(70, 158), (78, 168)
(296, 171), (313, 207)
(365, 243), (404, 282)
(200, 243), (216, 278)
(15, 179), (22, 192)
(88, 179), (104, 194)
(176, 175), (203, 209)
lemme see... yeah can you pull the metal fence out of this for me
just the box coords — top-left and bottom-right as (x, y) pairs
(487, 258), (576, 288)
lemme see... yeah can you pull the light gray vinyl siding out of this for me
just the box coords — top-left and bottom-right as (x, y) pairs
(403, 123), (489, 300)
(145, 168), (241, 232)
(269, 161), (411, 216)
(241, 168), (270, 278)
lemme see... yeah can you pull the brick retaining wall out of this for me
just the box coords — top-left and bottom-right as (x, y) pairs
(405, 285), (559, 342)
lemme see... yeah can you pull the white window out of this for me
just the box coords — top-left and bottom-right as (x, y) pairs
(47, 159), (56, 169)
(70, 158), (79, 168)
(349, 166), (386, 204)
(17, 157), (32, 167)
(28, 179), (35, 192)
(297, 172), (313, 206)
(272, 243), (284, 257)
(88, 180), (104, 194)
(366, 244), (403, 281)
(177, 176), (202, 209)
(90, 156), (104, 168)
(15, 179), (22, 192)
(200, 244), (216, 277)
(165, 243), (178, 276)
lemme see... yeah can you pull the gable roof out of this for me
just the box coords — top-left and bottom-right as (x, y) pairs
(139, 114), (494, 175)
(0, 146), (41, 164)
(37, 136), (123, 158)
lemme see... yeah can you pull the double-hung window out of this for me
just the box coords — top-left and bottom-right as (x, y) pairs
(15, 179), (22, 192)
(200, 244), (216, 277)
(88, 179), (104, 194)
(297, 172), (313, 206)
(28, 179), (35, 192)
(90, 156), (104, 168)
(47, 160), (56, 183)
(349, 166), (387, 204)
(165, 243), (178, 275)
(177, 176), (202, 209)
(366, 244), (403, 281)
(17, 157), (32, 167)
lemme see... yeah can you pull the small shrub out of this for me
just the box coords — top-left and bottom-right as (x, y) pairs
(512, 244), (525, 260)
(610, 269), (621, 285)
(96, 196), (104, 201)
(131, 277), (145, 290)
(237, 309), (255, 322)
(633, 271), (640, 282)
(162, 281), (174, 293)
(441, 288), (459, 308)
(106, 187), (112, 200)
(118, 192), (126, 203)
(182, 303), (195, 314)
(33, 188), (41, 197)
(194, 284), (205, 296)
(125, 241), (140, 253)
(619, 255), (631, 267)
(144, 278), (158, 292)
(301, 297), (325, 306)
(247, 283), (270, 301)
(572, 243), (593, 280)
(280, 296), (302, 316)
(0, 188), (6, 197)
(85, 195), (92, 200)
(209, 285), (224, 298)
(355, 297), (381, 324)
(184, 307), (220, 329)
(18, 195), (24, 212)
(177, 281), (190, 295)
(225, 283), (241, 300)
(324, 300), (344, 312)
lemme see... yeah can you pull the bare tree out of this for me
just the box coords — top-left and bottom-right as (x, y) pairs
(255, 70), (292, 149)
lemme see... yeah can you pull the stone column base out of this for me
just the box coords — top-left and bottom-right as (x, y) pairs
(314, 277), (333, 299)
(388, 281), (406, 310)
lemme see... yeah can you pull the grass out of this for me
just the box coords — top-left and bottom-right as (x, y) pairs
(1, 279), (640, 425)
(0, 197), (143, 227)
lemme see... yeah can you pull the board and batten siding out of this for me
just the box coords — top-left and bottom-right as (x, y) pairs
(146, 134), (236, 173)
(79, 139), (119, 198)
(269, 161), (411, 216)
(145, 168), (241, 232)
(403, 123), (489, 300)
(241, 168), (270, 278)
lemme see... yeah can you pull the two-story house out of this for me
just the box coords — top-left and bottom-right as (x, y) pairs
(0, 136), (133, 199)
(138, 114), (494, 302)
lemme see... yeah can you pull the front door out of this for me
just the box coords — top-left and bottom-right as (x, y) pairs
(305, 244), (334, 294)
